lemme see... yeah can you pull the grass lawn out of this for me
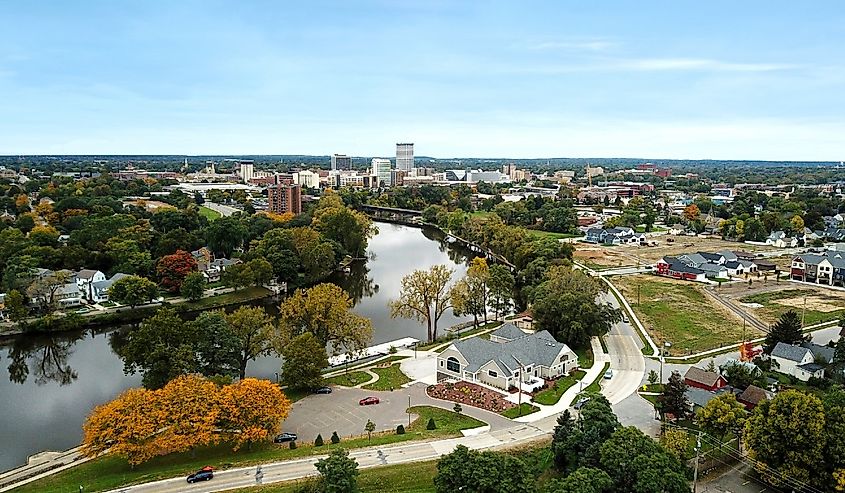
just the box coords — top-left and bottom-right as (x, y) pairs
(199, 205), (221, 220)
(533, 370), (587, 405)
(526, 229), (582, 240)
(740, 288), (845, 326)
(363, 364), (412, 391)
(583, 363), (610, 394)
(574, 347), (594, 369)
(325, 371), (373, 387)
(418, 321), (502, 351)
(616, 275), (753, 354)
(501, 403), (540, 419)
(14, 407), (483, 493)
(180, 286), (271, 311)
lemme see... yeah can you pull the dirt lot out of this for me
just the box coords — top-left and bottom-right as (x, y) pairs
(720, 280), (845, 326)
(614, 274), (762, 355)
(575, 235), (786, 268)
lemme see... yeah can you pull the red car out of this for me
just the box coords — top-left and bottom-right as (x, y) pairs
(359, 396), (380, 406)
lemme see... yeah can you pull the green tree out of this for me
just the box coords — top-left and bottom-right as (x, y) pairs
(719, 360), (760, 389)
(224, 306), (274, 380)
(118, 308), (199, 389)
(389, 264), (455, 343)
(206, 216), (247, 258)
(532, 266), (619, 348)
(763, 309), (807, 354)
(647, 369), (659, 386)
(696, 393), (747, 442)
(599, 426), (689, 493)
(180, 271), (206, 302)
(191, 311), (240, 379)
(658, 371), (690, 419)
(281, 332), (328, 391)
(364, 419), (375, 441)
(315, 448), (359, 493)
(434, 445), (535, 493)
(542, 467), (613, 493)
(5, 289), (27, 321)
(551, 409), (581, 473)
(487, 264), (514, 320)
(108, 275), (159, 309)
(451, 258), (489, 329)
(745, 390), (826, 488)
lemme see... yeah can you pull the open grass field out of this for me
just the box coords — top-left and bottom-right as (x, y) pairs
(525, 229), (582, 240)
(325, 371), (373, 387)
(500, 402), (540, 419)
(739, 287), (845, 326)
(13, 407), (482, 493)
(614, 275), (757, 355)
(362, 364), (412, 391)
(199, 205), (221, 220)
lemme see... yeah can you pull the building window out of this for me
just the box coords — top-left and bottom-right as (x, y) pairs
(488, 370), (498, 378)
(446, 357), (460, 373)
(439, 360), (443, 367)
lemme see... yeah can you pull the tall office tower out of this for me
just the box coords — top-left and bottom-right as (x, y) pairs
(371, 158), (392, 186)
(331, 154), (352, 171)
(240, 161), (254, 183)
(396, 143), (414, 171)
(267, 184), (302, 215)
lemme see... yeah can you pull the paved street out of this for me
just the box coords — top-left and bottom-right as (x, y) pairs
(202, 201), (241, 217)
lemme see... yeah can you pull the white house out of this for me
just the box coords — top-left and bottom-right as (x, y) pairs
(766, 231), (798, 249)
(90, 273), (132, 303)
(770, 342), (826, 381)
(436, 325), (578, 392)
(76, 269), (106, 302)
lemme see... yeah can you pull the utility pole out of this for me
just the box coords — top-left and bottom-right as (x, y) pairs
(408, 395), (411, 427)
(802, 293), (807, 327)
(692, 431), (702, 493)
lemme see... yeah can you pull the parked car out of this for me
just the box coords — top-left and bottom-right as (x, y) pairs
(574, 397), (590, 410)
(315, 386), (332, 394)
(187, 466), (214, 483)
(604, 369), (613, 380)
(359, 396), (380, 406)
(621, 315), (629, 323)
(274, 432), (297, 443)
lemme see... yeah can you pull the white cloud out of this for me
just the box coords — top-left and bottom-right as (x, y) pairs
(524, 40), (618, 52)
(613, 58), (797, 73)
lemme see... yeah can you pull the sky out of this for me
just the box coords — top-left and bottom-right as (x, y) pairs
(1, 1), (844, 160)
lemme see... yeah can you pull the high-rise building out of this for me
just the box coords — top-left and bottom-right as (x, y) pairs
(267, 184), (302, 215)
(331, 154), (352, 171)
(371, 158), (391, 187)
(390, 169), (406, 187)
(240, 162), (254, 183)
(396, 143), (414, 171)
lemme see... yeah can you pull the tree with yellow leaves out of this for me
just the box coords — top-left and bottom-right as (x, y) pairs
(153, 375), (221, 456)
(82, 387), (163, 467)
(219, 378), (291, 450)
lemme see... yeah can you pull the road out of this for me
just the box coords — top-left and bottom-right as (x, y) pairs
(202, 201), (241, 217)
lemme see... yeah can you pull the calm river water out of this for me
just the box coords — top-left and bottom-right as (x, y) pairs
(0, 222), (473, 472)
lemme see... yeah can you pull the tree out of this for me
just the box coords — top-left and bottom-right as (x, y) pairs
(276, 283), (373, 357)
(790, 215), (805, 234)
(453, 402), (462, 414)
(659, 371), (690, 419)
(218, 378), (292, 450)
(599, 427), (689, 493)
(451, 277), (485, 330)
(531, 266), (619, 348)
(118, 308), (199, 389)
(390, 265), (455, 343)
(26, 269), (71, 313)
(487, 264), (514, 320)
(281, 332), (328, 391)
(154, 375), (220, 456)
(364, 419), (375, 441)
(660, 428), (692, 461)
(542, 467), (613, 493)
(315, 448), (359, 493)
(745, 390), (826, 488)
(719, 360), (760, 389)
(647, 369), (659, 386)
(81, 387), (163, 466)
(5, 289), (27, 321)
(156, 249), (197, 293)
(578, 394), (621, 466)
(180, 271), (206, 302)
(683, 204), (700, 221)
(552, 409), (581, 473)
(434, 445), (535, 493)
(225, 306), (275, 380)
(206, 216), (247, 258)
(108, 275), (159, 308)
(696, 393), (747, 442)
(191, 311), (240, 378)
(764, 309), (807, 354)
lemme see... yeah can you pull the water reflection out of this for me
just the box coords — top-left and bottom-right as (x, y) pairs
(5, 331), (83, 386)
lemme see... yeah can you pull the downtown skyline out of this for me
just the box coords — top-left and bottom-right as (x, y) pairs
(1, 1), (844, 160)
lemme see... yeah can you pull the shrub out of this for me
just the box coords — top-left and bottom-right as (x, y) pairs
(388, 345), (397, 354)
(426, 418), (437, 430)
(396, 424), (405, 435)
(453, 403), (462, 414)
(289, 440), (297, 450)
(330, 431), (340, 444)
(315, 434), (324, 447)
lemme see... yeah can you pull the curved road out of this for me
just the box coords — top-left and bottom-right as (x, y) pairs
(600, 292), (647, 405)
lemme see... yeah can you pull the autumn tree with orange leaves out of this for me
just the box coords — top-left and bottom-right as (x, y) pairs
(219, 378), (292, 450)
(82, 387), (163, 467)
(153, 375), (220, 456)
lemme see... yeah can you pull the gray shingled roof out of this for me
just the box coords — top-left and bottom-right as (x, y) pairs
(800, 342), (835, 364)
(684, 367), (723, 387)
(685, 388), (718, 408)
(489, 323), (527, 341)
(797, 362), (826, 373)
(771, 342), (812, 362)
(451, 330), (571, 377)
(738, 385), (769, 406)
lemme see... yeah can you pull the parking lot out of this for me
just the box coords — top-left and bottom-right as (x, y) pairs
(282, 387), (421, 443)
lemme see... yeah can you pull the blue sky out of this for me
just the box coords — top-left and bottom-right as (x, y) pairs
(1, 1), (843, 160)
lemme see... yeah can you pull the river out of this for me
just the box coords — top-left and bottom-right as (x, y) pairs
(0, 222), (474, 472)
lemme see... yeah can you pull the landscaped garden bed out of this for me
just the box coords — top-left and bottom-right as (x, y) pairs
(426, 381), (514, 413)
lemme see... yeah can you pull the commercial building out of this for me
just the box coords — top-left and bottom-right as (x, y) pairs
(390, 169), (406, 187)
(331, 154), (352, 171)
(239, 162), (254, 183)
(267, 184), (302, 215)
(371, 158), (392, 187)
(293, 170), (320, 189)
(396, 143), (414, 171)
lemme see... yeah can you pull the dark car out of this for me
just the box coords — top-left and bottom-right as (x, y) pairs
(274, 432), (298, 443)
(315, 386), (332, 394)
(359, 396), (380, 406)
(187, 467), (214, 483)
(573, 397), (590, 410)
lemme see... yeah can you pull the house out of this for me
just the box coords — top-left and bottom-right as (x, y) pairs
(790, 251), (845, 286)
(737, 385), (771, 410)
(437, 328), (578, 392)
(200, 258), (241, 283)
(668, 224), (686, 235)
(90, 273), (132, 303)
(656, 257), (706, 282)
(766, 231), (798, 248)
(585, 227), (607, 244)
(509, 311), (534, 331)
(683, 367), (728, 392)
(770, 342), (826, 381)
(685, 386), (740, 411)
(54, 282), (83, 308)
(76, 269), (106, 301)
(584, 227), (645, 245)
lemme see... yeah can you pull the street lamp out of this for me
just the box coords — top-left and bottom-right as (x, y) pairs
(408, 395), (412, 427)
(659, 341), (671, 384)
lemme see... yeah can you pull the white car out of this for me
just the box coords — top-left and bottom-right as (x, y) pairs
(603, 369), (613, 380)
